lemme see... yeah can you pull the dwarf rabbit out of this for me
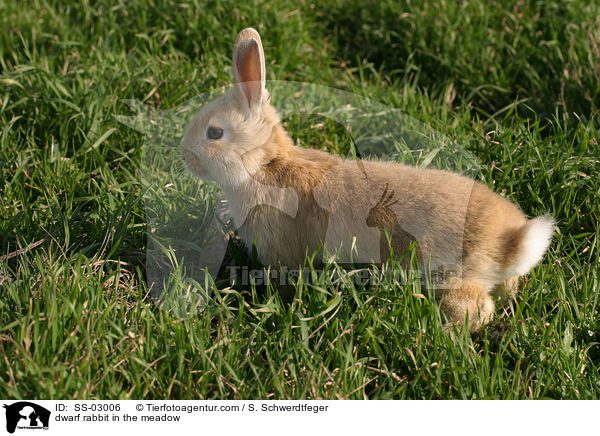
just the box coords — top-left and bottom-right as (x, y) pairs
(182, 28), (554, 330)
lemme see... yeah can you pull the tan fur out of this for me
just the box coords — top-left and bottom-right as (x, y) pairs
(182, 28), (554, 331)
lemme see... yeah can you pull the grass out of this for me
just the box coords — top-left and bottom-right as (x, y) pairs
(0, 0), (599, 399)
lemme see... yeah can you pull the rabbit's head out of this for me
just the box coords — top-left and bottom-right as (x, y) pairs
(182, 28), (284, 189)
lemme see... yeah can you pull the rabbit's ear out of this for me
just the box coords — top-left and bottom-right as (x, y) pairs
(233, 28), (266, 108)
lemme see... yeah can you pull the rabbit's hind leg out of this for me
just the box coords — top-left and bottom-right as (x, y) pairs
(439, 279), (495, 331)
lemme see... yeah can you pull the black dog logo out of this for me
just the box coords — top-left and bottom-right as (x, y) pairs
(3, 402), (50, 434)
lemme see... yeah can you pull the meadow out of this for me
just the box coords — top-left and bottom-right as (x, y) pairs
(1, 0), (599, 399)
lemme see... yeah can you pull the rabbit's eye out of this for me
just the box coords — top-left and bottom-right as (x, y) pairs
(207, 126), (224, 140)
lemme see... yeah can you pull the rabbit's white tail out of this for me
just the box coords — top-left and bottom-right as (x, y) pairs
(502, 215), (554, 278)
